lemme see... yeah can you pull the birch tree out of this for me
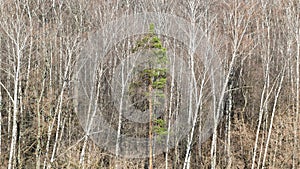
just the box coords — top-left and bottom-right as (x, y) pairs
(0, 1), (30, 168)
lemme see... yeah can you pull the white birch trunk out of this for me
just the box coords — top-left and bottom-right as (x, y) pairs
(262, 63), (286, 168)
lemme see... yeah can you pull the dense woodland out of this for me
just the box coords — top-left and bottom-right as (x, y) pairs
(0, 0), (299, 168)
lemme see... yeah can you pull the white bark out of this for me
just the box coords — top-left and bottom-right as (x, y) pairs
(50, 37), (79, 163)
(79, 65), (104, 166)
(226, 71), (233, 169)
(211, 1), (253, 168)
(262, 60), (286, 168)
(182, 1), (203, 168)
(0, 2), (29, 168)
(8, 30), (21, 169)
(165, 40), (176, 169)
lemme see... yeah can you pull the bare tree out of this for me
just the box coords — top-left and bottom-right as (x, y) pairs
(0, 0), (299, 168)
(0, 1), (30, 168)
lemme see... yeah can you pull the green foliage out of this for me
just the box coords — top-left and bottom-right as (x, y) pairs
(129, 23), (168, 136)
(149, 23), (155, 34)
(153, 78), (167, 89)
(153, 119), (167, 135)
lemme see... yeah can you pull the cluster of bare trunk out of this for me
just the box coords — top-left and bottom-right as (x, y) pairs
(0, 0), (299, 168)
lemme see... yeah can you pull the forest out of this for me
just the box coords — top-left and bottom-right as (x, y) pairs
(0, 0), (299, 168)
